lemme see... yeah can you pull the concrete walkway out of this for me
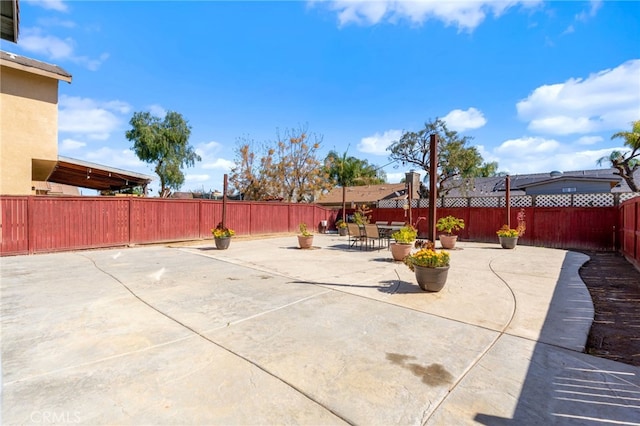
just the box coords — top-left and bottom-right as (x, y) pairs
(2, 234), (639, 425)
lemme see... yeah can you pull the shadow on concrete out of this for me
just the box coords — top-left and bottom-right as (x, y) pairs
(290, 278), (423, 294)
(473, 251), (640, 424)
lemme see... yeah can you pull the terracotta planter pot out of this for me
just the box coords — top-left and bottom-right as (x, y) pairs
(439, 234), (458, 249)
(214, 237), (231, 250)
(414, 265), (449, 292)
(499, 236), (518, 249)
(390, 243), (412, 261)
(298, 235), (314, 249)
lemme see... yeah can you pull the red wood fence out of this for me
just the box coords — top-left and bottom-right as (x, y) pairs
(369, 206), (619, 251)
(619, 196), (640, 270)
(0, 197), (336, 256)
(1, 196), (638, 258)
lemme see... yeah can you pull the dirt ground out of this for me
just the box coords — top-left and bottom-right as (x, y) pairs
(579, 251), (640, 367)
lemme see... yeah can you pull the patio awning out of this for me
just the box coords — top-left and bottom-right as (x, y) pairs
(47, 156), (153, 191)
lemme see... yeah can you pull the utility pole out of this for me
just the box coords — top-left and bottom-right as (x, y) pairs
(222, 174), (228, 228)
(505, 175), (511, 228)
(428, 134), (438, 242)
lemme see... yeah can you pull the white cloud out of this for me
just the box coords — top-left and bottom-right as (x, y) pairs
(487, 134), (627, 175)
(500, 147), (622, 175)
(442, 107), (487, 131)
(202, 158), (235, 171)
(195, 141), (233, 171)
(59, 95), (131, 140)
(185, 174), (211, 183)
(495, 136), (560, 155)
(25, 0), (68, 12)
(148, 104), (167, 118)
(196, 141), (222, 156)
(83, 52), (110, 71)
(385, 172), (407, 184)
(84, 147), (148, 170)
(576, 135), (603, 145)
(576, 0), (602, 22)
(37, 17), (76, 28)
(358, 129), (402, 155)
(516, 59), (640, 135)
(18, 28), (108, 70)
(20, 30), (74, 60)
(59, 138), (86, 151)
(318, 0), (542, 31)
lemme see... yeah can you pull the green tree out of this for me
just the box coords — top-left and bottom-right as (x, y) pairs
(324, 150), (386, 187)
(387, 118), (488, 197)
(126, 111), (201, 197)
(597, 120), (640, 192)
(472, 161), (500, 177)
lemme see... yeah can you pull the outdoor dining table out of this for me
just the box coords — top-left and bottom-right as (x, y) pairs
(376, 224), (404, 242)
(376, 224), (404, 236)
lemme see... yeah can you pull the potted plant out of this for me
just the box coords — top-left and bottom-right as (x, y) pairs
(436, 215), (465, 249)
(496, 209), (526, 249)
(404, 248), (451, 292)
(211, 222), (235, 250)
(390, 225), (417, 261)
(496, 225), (519, 249)
(298, 223), (314, 249)
(335, 219), (348, 236)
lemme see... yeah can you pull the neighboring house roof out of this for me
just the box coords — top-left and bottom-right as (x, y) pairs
(444, 168), (638, 197)
(0, 50), (71, 82)
(512, 175), (620, 191)
(493, 169), (622, 191)
(316, 183), (420, 206)
(48, 156), (153, 191)
(1, 0), (18, 43)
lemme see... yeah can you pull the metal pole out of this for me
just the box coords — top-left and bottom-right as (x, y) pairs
(407, 179), (413, 226)
(428, 134), (438, 242)
(505, 175), (511, 228)
(222, 174), (228, 228)
(342, 186), (346, 223)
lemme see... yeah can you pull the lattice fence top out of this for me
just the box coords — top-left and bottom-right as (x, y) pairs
(470, 197), (500, 207)
(573, 193), (613, 207)
(620, 192), (640, 203)
(378, 199), (395, 208)
(443, 197), (467, 208)
(376, 192), (632, 208)
(535, 194), (572, 207)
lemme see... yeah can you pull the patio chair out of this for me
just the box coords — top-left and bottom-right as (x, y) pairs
(363, 223), (386, 250)
(347, 223), (365, 249)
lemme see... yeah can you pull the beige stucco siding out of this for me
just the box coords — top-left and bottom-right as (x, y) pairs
(0, 65), (60, 195)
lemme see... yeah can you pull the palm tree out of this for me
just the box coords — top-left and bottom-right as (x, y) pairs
(597, 120), (640, 192)
(324, 150), (386, 221)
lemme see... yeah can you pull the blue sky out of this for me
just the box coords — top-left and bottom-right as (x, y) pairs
(3, 0), (639, 195)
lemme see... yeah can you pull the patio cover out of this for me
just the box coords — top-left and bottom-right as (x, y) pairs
(46, 156), (153, 192)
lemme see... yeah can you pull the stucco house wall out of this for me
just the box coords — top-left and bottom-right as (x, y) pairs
(521, 178), (618, 195)
(0, 51), (71, 195)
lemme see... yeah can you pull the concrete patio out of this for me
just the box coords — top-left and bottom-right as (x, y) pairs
(2, 234), (639, 425)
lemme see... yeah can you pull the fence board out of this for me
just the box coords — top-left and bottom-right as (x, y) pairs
(0, 197), (29, 255)
(620, 197), (640, 270)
